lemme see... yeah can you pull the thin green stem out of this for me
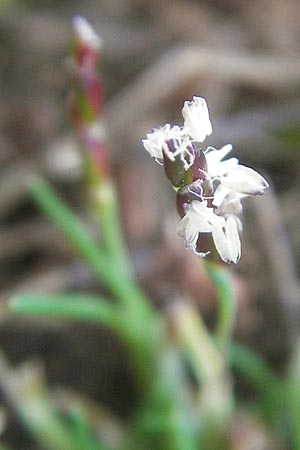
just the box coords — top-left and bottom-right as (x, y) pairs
(70, 407), (107, 450)
(175, 302), (224, 385)
(173, 302), (232, 424)
(9, 291), (162, 398)
(9, 294), (118, 328)
(30, 177), (151, 316)
(285, 340), (300, 450)
(94, 181), (132, 279)
(0, 351), (81, 450)
(131, 346), (198, 450)
(204, 261), (236, 352)
(18, 407), (82, 450)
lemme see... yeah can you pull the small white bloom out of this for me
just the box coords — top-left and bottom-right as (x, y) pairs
(142, 124), (171, 160)
(142, 124), (193, 165)
(143, 94), (269, 264)
(177, 200), (241, 263)
(215, 191), (244, 218)
(212, 216), (241, 264)
(177, 200), (224, 254)
(205, 144), (238, 177)
(73, 16), (102, 49)
(213, 165), (269, 207)
(182, 96), (212, 142)
(220, 165), (269, 194)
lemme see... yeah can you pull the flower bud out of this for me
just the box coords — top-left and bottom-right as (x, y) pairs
(163, 143), (207, 189)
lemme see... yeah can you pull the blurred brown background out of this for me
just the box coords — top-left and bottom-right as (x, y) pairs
(0, 0), (300, 447)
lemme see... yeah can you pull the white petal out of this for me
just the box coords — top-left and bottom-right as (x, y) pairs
(73, 16), (102, 49)
(205, 144), (233, 164)
(216, 194), (243, 216)
(142, 124), (193, 163)
(210, 158), (239, 177)
(177, 216), (199, 251)
(226, 216), (241, 263)
(212, 184), (231, 207)
(177, 200), (223, 254)
(205, 145), (239, 177)
(222, 165), (269, 195)
(142, 138), (163, 159)
(189, 200), (224, 230)
(212, 217), (241, 264)
(142, 124), (172, 160)
(212, 223), (232, 263)
(182, 96), (212, 142)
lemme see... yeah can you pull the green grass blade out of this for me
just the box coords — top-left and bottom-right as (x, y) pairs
(29, 177), (151, 313)
(94, 181), (132, 279)
(9, 294), (119, 328)
(204, 261), (236, 352)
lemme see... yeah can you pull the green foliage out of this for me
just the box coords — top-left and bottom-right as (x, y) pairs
(7, 175), (300, 450)
(270, 125), (300, 150)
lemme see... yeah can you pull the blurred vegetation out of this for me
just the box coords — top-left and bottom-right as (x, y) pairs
(0, 1), (300, 449)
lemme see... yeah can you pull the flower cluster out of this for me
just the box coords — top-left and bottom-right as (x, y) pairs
(142, 96), (269, 264)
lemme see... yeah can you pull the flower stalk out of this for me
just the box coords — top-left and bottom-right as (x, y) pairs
(69, 16), (131, 277)
(204, 260), (236, 353)
(171, 301), (233, 450)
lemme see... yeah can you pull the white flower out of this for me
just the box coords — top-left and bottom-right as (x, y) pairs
(205, 144), (238, 177)
(143, 94), (269, 264)
(177, 200), (241, 263)
(177, 200), (222, 253)
(142, 124), (194, 167)
(212, 216), (241, 264)
(215, 191), (243, 218)
(73, 16), (102, 49)
(213, 165), (269, 208)
(182, 96), (212, 142)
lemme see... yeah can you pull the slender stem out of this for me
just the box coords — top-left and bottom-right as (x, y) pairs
(173, 302), (232, 422)
(70, 407), (107, 450)
(285, 339), (300, 450)
(9, 292), (162, 397)
(0, 352), (81, 450)
(130, 346), (198, 450)
(175, 302), (224, 384)
(9, 294), (118, 328)
(94, 181), (132, 279)
(204, 261), (236, 352)
(30, 177), (151, 315)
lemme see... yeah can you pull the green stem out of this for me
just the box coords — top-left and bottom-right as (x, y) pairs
(286, 381), (300, 450)
(0, 352), (81, 450)
(30, 178), (151, 315)
(9, 292), (162, 398)
(285, 340), (300, 450)
(94, 181), (132, 279)
(9, 294), (118, 328)
(175, 303), (224, 384)
(70, 407), (107, 450)
(18, 407), (82, 450)
(204, 261), (236, 352)
(131, 346), (198, 450)
(173, 302), (232, 423)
